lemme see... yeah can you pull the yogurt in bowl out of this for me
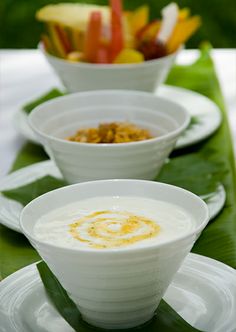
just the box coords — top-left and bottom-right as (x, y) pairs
(34, 196), (194, 250)
(20, 179), (209, 329)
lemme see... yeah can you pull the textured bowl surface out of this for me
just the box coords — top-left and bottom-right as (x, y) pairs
(20, 180), (209, 329)
(40, 43), (178, 92)
(29, 90), (190, 183)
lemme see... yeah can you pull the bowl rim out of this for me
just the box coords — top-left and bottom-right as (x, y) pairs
(28, 89), (190, 148)
(39, 42), (182, 70)
(20, 179), (209, 255)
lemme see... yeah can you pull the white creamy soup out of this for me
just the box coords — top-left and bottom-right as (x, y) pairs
(34, 196), (195, 249)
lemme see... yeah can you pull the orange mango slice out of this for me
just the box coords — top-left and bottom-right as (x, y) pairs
(137, 20), (161, 41)
(178, 8), (190, 21)
(128, 5), (149, 36)
(113, 49), (144, 64)
(166, 16), (201, 53)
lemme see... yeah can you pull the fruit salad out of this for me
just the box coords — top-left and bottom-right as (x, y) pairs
(36, 1), (201, 64)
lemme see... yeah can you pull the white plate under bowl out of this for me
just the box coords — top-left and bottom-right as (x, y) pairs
(14, 109), (39, 144)
(157, 85), (222, 149)
(0, 161), (225, 233)
(0, 253), (235, 332)
(14, 85), (222, 149)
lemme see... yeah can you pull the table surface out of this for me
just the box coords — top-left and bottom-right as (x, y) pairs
(0, 49), (236, 178)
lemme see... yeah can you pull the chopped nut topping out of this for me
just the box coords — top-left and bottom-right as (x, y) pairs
(67, 122), (153, 143)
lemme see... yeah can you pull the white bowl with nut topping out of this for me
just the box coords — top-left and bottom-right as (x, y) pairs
(29, 90), (190, 183)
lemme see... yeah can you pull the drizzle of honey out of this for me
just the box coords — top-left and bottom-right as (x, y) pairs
(69, 210), (160, 249)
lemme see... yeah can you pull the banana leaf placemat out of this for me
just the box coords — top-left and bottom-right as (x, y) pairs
(0, 46), (236, 281)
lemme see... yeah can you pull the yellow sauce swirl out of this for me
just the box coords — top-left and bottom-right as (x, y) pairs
(69, 210), (160, 249)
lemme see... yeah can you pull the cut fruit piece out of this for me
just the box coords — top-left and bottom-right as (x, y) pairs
(113, 49), (144, 64)
(136, 20), (161, 41)
(84, 11), (102, 63)
(54, 24), (72, 53)
(157, 3), (179, 43)
(122, 13), (135, 49)
(36, 3), (110, 31)
(41, 34), (54, 54)
(128, 5), (149, 36)
(137, 40), (167, 60)
(67, 51), (83, 62)
(110, 0), (124, 60)
(178, 8), (190, 20)
(65, 27), (84, 52)
(47, 23), (67, 57)
(167, 16), (201, 53)
(96, 45), (110, 63)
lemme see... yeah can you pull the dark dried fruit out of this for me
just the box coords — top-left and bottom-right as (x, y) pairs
(137, 39), (167, 60)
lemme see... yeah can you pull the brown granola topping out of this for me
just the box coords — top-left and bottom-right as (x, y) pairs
(67, 122), (153, 143)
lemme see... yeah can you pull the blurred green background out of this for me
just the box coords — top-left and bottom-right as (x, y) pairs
(0, 0), (236, 49)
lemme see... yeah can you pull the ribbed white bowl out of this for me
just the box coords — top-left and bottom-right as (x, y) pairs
(20, 180), (209, 329)
(29, 90), (189, 183)
(40, 43), (179, 92)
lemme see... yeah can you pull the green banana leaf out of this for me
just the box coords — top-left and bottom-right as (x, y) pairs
(157, 152), (225, 196)
(1, 152), (224, 206)
(165, 44), (236, 267)
(37, 261), (203, 332)
(10, 143), (48, 172)
(23, 88), (65, 114)
(1, 45), (236, 283)
(2, 175), (67, 206)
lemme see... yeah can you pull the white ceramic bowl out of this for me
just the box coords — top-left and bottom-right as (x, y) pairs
(40, 43), (179, 92)
(29, 90), (190, 183)
(20, 179), (209, 329)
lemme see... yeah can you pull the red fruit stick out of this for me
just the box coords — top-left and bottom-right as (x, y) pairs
(110, 0), (124, 61)
(84, 11), (102, 63)
(54, 24), (72, 53)
(96, 45), (110, 64)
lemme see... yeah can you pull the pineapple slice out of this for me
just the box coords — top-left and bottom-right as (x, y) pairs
(36, 3), (110, 30)
(113, 49), (144, 64)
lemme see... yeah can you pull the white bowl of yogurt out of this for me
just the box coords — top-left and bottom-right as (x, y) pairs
(20, 179), (209, 330)
(29, 90), (190, 183)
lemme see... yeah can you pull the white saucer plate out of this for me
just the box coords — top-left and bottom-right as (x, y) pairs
(0, 161), (226, 233)
(14, 109), (39, 144)
(14, 85), (222, 149)
(0, 253), (235, 332)
(157, 85), (222, 149)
